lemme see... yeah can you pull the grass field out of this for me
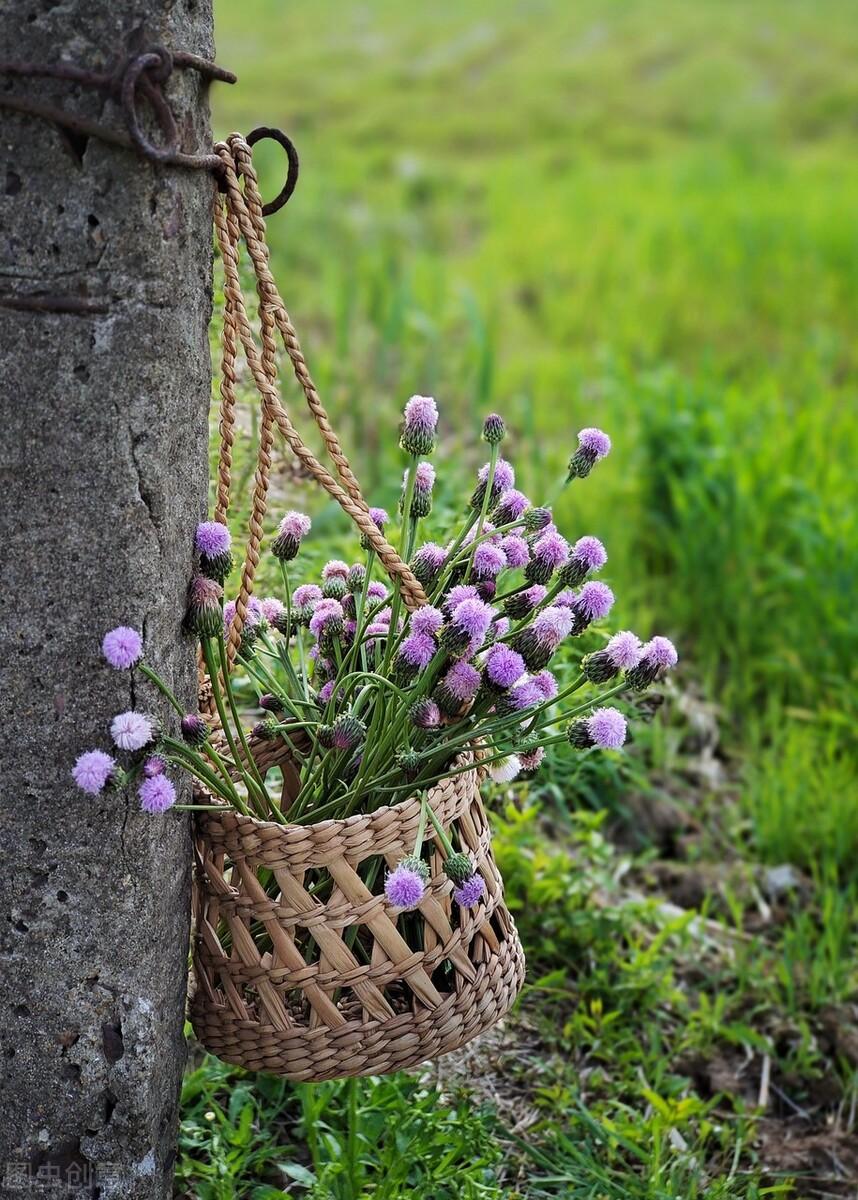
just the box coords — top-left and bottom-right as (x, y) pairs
(176, 2), (858, 1196)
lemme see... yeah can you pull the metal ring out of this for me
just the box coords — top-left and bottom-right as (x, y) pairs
(246, 126), (299, 216)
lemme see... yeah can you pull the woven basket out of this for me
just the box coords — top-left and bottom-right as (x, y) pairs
(190, 734), (525, 1080)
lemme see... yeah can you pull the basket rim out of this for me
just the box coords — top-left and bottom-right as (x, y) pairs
(193, 746), (478, 839)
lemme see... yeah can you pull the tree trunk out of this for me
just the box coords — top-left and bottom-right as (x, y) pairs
(0, 2), (214, 1196)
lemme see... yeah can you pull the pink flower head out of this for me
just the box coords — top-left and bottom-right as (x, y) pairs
(367, 581), (389, 602)
(441, 660), (481, 703)
(554, 589), (577, 607)
(110, 711), (154, 752)
(578, 427), (611, 458)
(500, 535), (530, 569)
(519, 746), (545, 772)
(473, 542), (507, 580)
(369, 506), (389, 530)
(492, 616), (510, 638)
(448, 597), (495, 651)
(413, 462), (436, 493)
(72, 750), (115, 795)
(453, 874), (486, 908)
(142, 755), (166, 778)
(322, 559), (349, 581)
(507, 679), (542, 711)
(260, 597), (285, 625)
(195, 521), (231, 558)
(102, 626), (143, 670)
(533, 605), (574, 649)
(485, 644), (526, 689)
(571, 536), (607, 572)
(587, 707), (627, 749)
(398, 633), (436, 671)
(493, 489), (531, 524)
(575, 581), (615, 621)
(138, 774), (176, 814)
(318, 681), (335, 704)
(412, 542), (447, 585)
(445, 584), (479, 613)
(531, 670), (558, 700)
(645, 636), (678, 670)
(309, 599), (344, 640)
(410, 605), (444, 638)
(606, 631), (644, 670)
(479, 458), (515, 494)
(385, 861), (426, 910)
(293, 584), (323, 610)
(533, 530), (569, 569)
(410, 698), (441, 729)
(279, 511), (311, 540)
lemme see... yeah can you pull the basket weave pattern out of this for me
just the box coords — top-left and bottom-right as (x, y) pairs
(190, 741), (524, 1080)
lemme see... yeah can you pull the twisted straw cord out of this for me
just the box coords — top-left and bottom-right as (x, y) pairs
(212, 141), (428, 610)
(214, 202), (240, 526)
(227, 135), (366, 509)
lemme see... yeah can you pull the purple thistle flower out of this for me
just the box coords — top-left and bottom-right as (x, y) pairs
(583, 630), (642, 684)
(72, 750), (115, 795)
(588, 707), (627, 749)
(484, 644), (526, 690)
(402, 461), (436, 519)
(260, 597), (285, 625)
(444, 584), (480, 612)
(504, 583), (546, 620)
(362, 506), (390, 550)
(500, 534), (530, 569)
(186, 574), (224, 638)
(410, 605), (444, 638)
(492, 616), (510, 638)
(471, 457), (515, 510)
(435, 660), (482, 715)
(519, 746), (545, 773)
(473, 541), (507, 580)
(142, 755), (166, 778)
(309, 598), (344, 641)
(560, 535), (607, 587)
(531, 670), (558, 700)
(272, 511), (311, 561)
(318, 681), (335, 704)
(626, 636), (678, 690)
(554, 589), (577, 607)
(409, 698), (441, 729)
(385, 861), (427, 910)
(400, 394), (439, 455)
(502, 679), (542, 712)
(574, 581), (615, 625)
(110, 711), (154, 752)
(181, 713), (209, 746)
(525, 529), (569, 584)
(195, 521), (232, 558)
(367, 581), (389, 602)
(533, 605), (574, 648)
(443, 596), (495, 654)
(322, 559), (349, 581)
(102, 626), (143, 670)
(293, 584), (323, 609)
(396, 633), (437, 677)
(412, 542), (447, 586)
(493, 488), (531, 525)
(195, 521), (233, 582)
(453, 874), (486, 908)
(138, 774), (176, 814)
(568, 427), (612, 479)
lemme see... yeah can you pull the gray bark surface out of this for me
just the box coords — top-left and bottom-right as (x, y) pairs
(0, 2), (214, 1196)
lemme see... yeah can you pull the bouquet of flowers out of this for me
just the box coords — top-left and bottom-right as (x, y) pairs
(73, 397), (676, 916)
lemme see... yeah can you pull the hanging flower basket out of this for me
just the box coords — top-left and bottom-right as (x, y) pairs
(70, 133), (678, 1084)
(190, 733), (524, 1080)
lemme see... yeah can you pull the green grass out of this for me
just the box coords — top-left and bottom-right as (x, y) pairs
(175, 2), (858, 1196)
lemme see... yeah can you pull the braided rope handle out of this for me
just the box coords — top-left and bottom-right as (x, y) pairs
(210, 134), (428, 668)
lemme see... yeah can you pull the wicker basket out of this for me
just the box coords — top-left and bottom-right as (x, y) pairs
(189, 734), (525, 1081)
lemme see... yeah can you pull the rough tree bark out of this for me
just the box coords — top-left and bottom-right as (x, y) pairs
(0, 2), (215, 1197)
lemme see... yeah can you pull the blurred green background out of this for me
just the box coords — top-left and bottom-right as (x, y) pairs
(179, 2), (858, 1195)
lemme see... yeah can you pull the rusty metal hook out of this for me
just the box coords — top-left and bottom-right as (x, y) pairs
(246, 126), (300, 216)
